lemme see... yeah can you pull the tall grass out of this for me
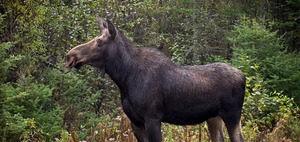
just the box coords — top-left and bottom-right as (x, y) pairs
(63, 110), (299, 142)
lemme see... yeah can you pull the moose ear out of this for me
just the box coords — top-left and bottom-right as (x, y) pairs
(106, 19), (116, 39)
(96, 16), (107, 31)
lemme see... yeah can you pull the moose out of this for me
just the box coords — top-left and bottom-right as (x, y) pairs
(66, 16), (245, 142)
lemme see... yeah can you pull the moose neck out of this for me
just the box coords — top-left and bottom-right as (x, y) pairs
(103, 40), (138, 90)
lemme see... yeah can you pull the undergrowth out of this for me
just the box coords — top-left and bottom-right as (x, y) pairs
(54, 109), (299, 142)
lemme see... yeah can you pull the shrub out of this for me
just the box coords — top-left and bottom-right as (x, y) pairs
(232, 57), (299, 141)
(228, 16), (300, 105)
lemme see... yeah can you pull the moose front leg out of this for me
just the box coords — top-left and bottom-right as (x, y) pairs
(131, 122), (148, 142)
(145, 119), (162, 142)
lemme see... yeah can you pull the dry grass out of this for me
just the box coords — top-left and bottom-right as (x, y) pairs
(64, 111), (299, 142)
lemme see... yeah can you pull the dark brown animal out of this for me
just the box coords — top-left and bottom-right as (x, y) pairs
(66, 16), (245, 142)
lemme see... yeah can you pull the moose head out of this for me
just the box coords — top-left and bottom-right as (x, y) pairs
(66, 16), (117, 73)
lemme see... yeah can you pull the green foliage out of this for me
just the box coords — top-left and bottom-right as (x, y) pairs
(165, 0), (234, 65)
(286, 117), (300, 141)
(1, 111), (34, 141)
(0, 41), (23, 83)
(1, 71), (63, 141)
(0, 13), (26, 140)
(0, 1), (118, 140)
(234, 57), (299, 140)
(229, 17), (300, 104)
(228, 18), (300, 140)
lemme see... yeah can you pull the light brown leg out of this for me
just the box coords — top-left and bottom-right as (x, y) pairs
(207, 116), (225, 142)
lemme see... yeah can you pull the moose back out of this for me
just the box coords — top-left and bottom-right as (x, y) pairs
(66, 16), (245, 142)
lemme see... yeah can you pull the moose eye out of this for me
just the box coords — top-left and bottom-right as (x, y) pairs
(97, 39), (103, 46)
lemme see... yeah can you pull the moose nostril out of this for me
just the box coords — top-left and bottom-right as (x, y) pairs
(68, 60), (74, 67)
(66, 54), (73, 67)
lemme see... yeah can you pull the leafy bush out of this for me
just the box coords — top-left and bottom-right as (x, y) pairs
(228, 18), (299, 140)
(0, 19), (25, 140)
(228, 17), (300, 105)
(232, 56), (299, 141)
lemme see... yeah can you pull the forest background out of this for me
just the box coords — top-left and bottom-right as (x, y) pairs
(1, 0), (300, 141)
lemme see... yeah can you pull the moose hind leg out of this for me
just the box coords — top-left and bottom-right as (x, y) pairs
(207, 116), (225, 142)
(131, 122), (148, 142)
(225, 120), (244, 142)
(221, 113), (244, 142)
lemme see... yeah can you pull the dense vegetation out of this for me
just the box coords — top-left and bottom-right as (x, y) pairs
(1, 0), (299, 141)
